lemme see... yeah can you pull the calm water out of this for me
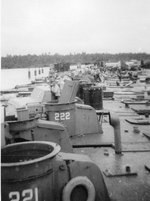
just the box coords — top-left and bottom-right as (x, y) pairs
(1, 67), (150, 91)
(1, 67), (50, 90)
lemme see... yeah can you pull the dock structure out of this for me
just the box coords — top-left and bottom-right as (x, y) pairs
(1, 65), (150, 201)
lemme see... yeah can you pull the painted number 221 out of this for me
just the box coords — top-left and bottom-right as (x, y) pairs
(9, 187), (38, 201)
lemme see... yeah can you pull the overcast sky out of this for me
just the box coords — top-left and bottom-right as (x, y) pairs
(1, 0), (150, 56)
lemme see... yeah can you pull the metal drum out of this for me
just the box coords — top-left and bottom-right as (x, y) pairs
(1, 141), (60, 201)
(83, 86), (103, 110)
(90, 87), (103, 110)
(76, 83), (92, 101)
(83, 88), (91, 106)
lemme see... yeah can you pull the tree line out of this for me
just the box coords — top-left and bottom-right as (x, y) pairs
(1, 52), (150, 69)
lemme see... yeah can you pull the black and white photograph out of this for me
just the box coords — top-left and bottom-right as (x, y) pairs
(1, 0), (150, 200)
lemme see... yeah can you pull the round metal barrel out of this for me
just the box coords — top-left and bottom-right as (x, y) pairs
(1, 141), (60, 201)
(83, 88), (91, 106)
(77, 83), (92, 100)
(76, 84), (83, 100)
(90, 87), (103, 110)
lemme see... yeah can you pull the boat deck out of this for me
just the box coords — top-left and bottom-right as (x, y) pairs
(72, 99), (150, 201)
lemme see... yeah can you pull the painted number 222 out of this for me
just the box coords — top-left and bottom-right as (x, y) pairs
(9, 188), (38, 201)
(55, 112), (70, 121)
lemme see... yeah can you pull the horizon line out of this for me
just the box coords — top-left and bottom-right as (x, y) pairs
(2, 51), (150, 57)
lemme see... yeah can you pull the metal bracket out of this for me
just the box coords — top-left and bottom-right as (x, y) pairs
(103, 168), (138, 177)
(143, 132), (150, 140)
(145, 163), (150, 172)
